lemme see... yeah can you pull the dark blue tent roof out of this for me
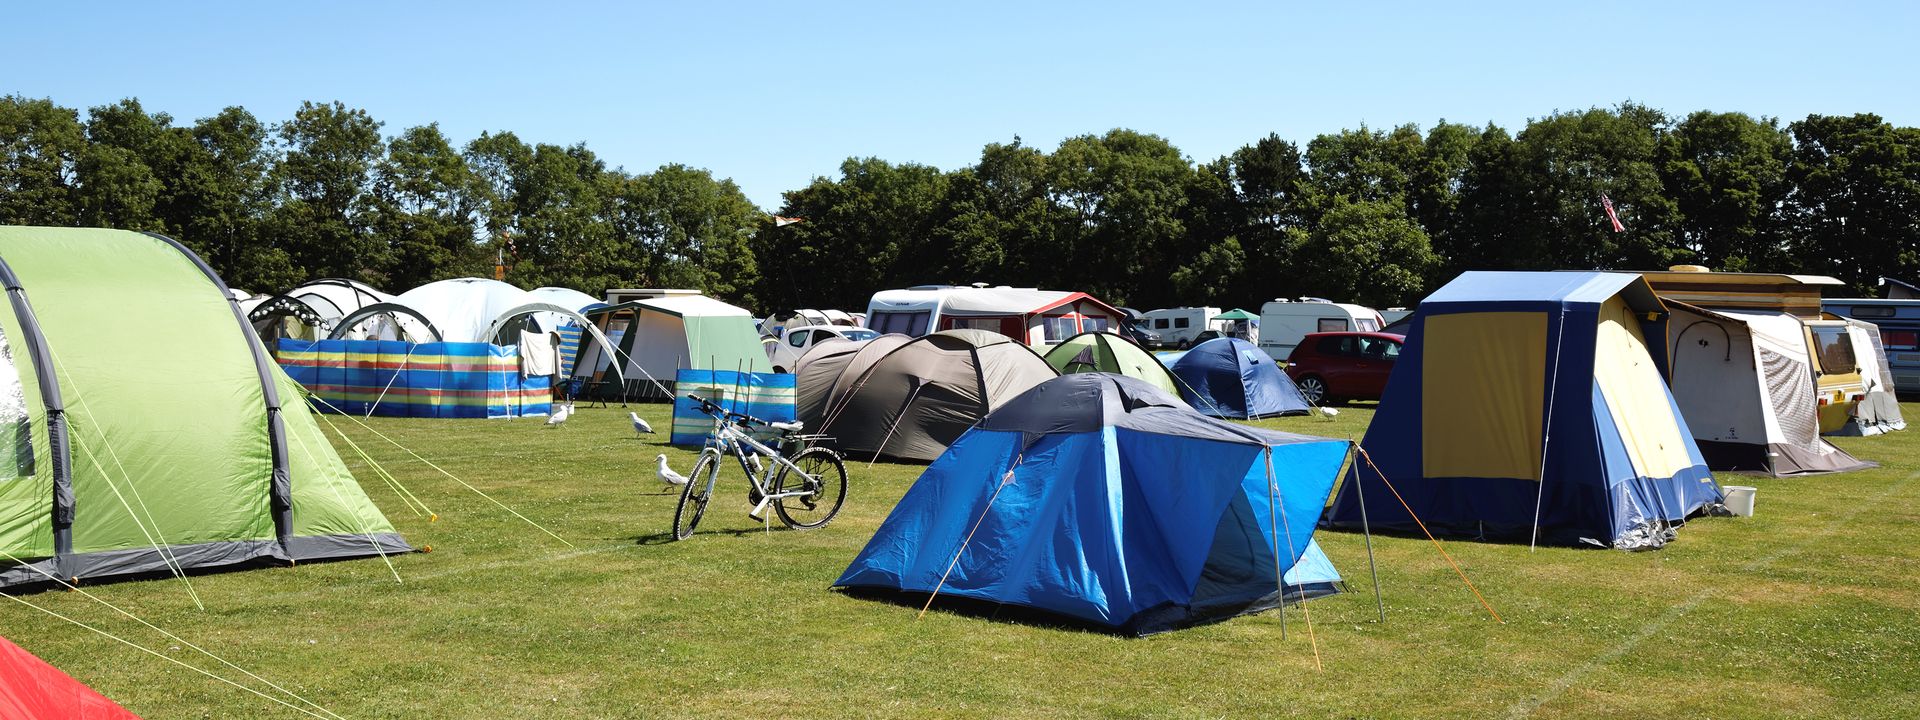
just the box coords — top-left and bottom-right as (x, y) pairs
(1167, 337), (1311, 419)
(836, 374), (1347, 634)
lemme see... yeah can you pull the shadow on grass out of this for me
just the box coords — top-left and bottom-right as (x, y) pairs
(632, 525), (795, 546)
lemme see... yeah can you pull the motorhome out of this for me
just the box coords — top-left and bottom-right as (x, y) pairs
(1139, 307), (1221, 348)
(1824, 278), (1920, 397)
(865, 285), (1124, 347)
(1256, 299), (1384, 361)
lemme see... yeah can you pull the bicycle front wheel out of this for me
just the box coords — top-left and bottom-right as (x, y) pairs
(673, 453), (720, 540)
(774, 446), (848, 530)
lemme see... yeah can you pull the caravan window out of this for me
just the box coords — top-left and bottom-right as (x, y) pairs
(1153, 318), (1170, 330)
(1317, 318), (1348, 333)
(1811, 326), (1857, 374)
(869, 311), (930, 337)
(1174, 317), (1190, 329)
(1043, 316), (1078, 342)
(1355, 317), (1381, 332)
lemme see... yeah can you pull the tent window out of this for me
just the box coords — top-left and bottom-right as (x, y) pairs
(1811, 326), (1857, 374)
(0, 326), (26, 479)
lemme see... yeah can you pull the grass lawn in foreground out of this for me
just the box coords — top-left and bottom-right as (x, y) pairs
(3, 401), (1917, 718)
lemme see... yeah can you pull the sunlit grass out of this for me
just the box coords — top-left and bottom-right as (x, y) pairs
(3, 401), (1916, 718)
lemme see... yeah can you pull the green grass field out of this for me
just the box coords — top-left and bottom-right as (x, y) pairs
(4, 402), (1917, 719)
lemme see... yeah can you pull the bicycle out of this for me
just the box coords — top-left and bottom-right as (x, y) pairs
(672, 394), (848, 540)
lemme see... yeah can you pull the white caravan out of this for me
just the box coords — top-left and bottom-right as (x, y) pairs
(1256, 298), (1385, 360)
(865, 285), (1123, 346)
(1139, 307), (1221, 348)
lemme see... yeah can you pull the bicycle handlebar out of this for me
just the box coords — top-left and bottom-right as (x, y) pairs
(686, 394), (769, 427)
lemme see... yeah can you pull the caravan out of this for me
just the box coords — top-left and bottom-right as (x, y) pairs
(1824, 278), (1920, 397)
(1256, 298), (1384, 360)
(865, 285), (1123, 346)
(1139, 307), (1220, 348)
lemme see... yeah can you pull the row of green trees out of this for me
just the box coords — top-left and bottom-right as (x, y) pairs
(5, 96), (1917, 313)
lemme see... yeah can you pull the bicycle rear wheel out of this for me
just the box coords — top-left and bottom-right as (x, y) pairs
(673, 453), (720, 540)
(774, 446), (847, 530)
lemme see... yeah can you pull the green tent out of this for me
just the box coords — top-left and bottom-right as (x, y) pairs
(575, 295), (768, 399)
(1212, 308), (1258, 321)
(0, 227), (407, 588)
(1041, 331), (1181, 395)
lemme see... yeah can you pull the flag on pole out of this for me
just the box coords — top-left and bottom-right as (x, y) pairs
(773, 216), (804, 227)
(1600, 193), (1625, 233)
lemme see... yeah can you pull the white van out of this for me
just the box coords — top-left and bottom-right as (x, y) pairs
(1257, 298), (1385, 360)
(1139, 307), (1220, 348)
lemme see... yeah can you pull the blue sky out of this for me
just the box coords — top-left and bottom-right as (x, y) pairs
(6, 1), (1914, 209)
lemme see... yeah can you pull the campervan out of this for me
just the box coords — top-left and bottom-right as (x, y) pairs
(1824, 278), (1920, 397)
(1139, 307), (1221, 348)
(864, 285), (1123, 347)
(1256, 299), (1384, 361)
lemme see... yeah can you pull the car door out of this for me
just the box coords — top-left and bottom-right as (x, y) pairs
(1352, 336), (1400, 398)
(1316, 335), (1360, 392)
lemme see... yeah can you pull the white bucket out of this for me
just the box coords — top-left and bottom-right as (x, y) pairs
(1722, 485), (1757, 517)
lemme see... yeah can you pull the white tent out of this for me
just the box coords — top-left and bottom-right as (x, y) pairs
(1667, 302), (1871, 475)
(387, 278), (536, 343)
(247, 278), (434, 344)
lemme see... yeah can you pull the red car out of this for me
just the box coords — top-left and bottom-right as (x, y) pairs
(1284, 331), (1405, 404)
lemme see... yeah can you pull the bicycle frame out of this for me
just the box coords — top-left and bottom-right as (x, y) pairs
(696, 410), (824, 520)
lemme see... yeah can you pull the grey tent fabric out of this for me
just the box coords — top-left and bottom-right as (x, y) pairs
(819, 330), (1057, 461)
(799, 333), (915, 430)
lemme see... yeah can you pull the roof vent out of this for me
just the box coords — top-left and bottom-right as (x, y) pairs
(1669, 265), (1710, 273)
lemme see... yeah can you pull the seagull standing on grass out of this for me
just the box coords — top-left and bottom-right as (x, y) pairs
(629, 411), (653, 435)
(656, 454), (688, 486)
(546, 402), (575, 427)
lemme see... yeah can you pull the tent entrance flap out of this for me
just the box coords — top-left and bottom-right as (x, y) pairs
(1594, 298), (1696, 479)
(1421, 312), (1547, 480)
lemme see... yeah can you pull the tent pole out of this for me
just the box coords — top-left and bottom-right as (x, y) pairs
(1529, 308), (1567, 552)
(1266, 448), (1321, 669)
(1349, 440), (1386, 623)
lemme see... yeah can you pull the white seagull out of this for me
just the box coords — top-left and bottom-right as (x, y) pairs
(546, 402), (575, 427)
(655, 454), (688, 486)
(629, 411), (653, 435)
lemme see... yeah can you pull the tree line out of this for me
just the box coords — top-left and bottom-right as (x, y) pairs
(5, 96), (1917, 314)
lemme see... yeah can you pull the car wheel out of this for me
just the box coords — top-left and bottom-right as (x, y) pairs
(1296, 375), (1329, 405)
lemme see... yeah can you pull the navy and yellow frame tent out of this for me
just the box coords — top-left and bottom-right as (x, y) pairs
(836, 373), (1348, 635)
(1325, 271), (1722, 549)
(0, 227), (408, 588)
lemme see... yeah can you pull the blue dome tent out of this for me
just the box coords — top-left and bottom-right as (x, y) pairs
(1168, 337), (1311, 418)
(835, 373), (1347, 635)
(1325, 271), (1723, 549)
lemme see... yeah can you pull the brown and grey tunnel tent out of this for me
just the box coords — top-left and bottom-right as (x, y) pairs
(0, 226), (407, 589)
(811, 329), (1058, 462)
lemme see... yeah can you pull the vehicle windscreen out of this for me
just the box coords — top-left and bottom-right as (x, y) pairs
(1811, 326), (1858, 375)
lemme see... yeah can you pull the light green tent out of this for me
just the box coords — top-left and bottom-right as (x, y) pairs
(1212, 308), (1259, 321)
(575, 294), (769, 399)
(0, 227), (407, 588)
(1042, 331), (1180, 395)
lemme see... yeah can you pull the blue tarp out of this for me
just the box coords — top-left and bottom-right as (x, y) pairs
(1168, 337), (1311, 419)
(836, 373), (1347, 634)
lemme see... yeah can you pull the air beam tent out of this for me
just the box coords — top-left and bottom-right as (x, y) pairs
(1326, 271), (1722, 550)
(1041, 331), (1180, 395)
(1168, 337), (1311, 419)
(1828, 318), (1907, 436)
(0, 227), (407, 588)
(1665, 301), (1871, 475)
(813, 330), (1056, 462)
(835, 374), (1347, 635)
